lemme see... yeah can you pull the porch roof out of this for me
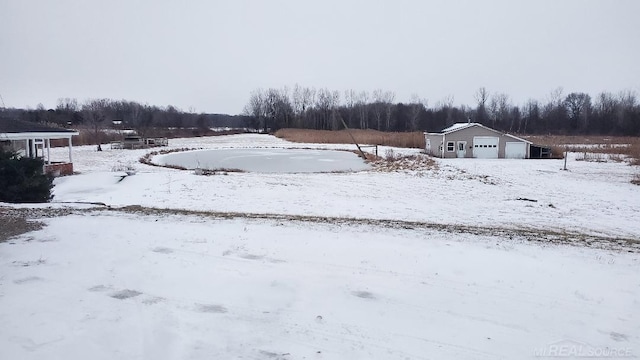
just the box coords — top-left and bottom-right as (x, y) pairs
(0, 118), (78, 140)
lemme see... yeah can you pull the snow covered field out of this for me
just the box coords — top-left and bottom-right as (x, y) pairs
(49, 134), (640, 238)
(1, 134), (639, 359)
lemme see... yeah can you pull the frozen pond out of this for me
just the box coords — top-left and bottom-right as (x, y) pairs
(154, 148), (371, 173)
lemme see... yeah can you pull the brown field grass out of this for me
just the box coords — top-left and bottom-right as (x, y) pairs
(50, 127), (252, 147)
(274, 128), (425, 149)
(49, 129), (120, 147)
(522, 135), (637, 145)
(523, 135), (640, 164)
(275, 129), (640, 163)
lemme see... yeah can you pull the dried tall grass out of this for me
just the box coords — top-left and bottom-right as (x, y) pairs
(274, 129), (425, 149)
(524, 135), (640, 164)
(629, 142), (640, 165)
(523, 135), (637, 146)
(51, 127), (252, 147)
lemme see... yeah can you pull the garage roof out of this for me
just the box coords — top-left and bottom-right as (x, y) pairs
(427, 122), (532, 144)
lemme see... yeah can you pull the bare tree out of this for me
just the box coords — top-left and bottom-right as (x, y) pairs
(243, 89), (266, 130)
(261, 87), (293, 131)
(292, 84), (304, 127)
(367, 90), (394, 130)
(315, 88), (334, 130)
(331, 90), (341, 130)
(56, 98), (78, 113)
(474, 87), (489, 124)
(408, 94), (427, 131)
(371, 89), (385, 130)
(436, 95), (455, 126)
(383, 91), (395, 131)
(615, 90), (638, 131)
(344, 89), (357, 128)
(541, 87), (567, 132)
(301, 87), (316, 129)
(494, 93), (511, 130)
(356, 91), (369, 129)
(548, 87), (565, 106)
(521, 99), (539, 133)
(564, 93), (591, 131)
(82, 98), (110, 151)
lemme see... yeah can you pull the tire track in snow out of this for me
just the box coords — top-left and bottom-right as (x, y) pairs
(2, 204), (639, 252)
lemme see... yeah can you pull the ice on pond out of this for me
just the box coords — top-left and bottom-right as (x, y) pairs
(154, 148), (371, 173)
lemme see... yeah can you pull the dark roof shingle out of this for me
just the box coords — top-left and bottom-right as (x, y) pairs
(0, 118), (76, 134)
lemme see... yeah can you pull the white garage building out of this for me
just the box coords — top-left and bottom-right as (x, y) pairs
(424, 122), (532, 159)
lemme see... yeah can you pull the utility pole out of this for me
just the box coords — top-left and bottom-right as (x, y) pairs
(339, 117), (367, 159)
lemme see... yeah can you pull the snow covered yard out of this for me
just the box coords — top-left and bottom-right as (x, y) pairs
(1, 212), (638, 359)
(49, 134), (640, 239)
(1, 133), (639, 359)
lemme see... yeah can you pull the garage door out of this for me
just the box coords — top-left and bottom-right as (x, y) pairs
(505, 142), (527, 159)
(473, 137), (499, 158)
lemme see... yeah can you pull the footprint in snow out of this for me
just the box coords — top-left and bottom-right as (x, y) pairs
(110, 289), (143, 300)
(610, 332), (629, 342)
(13, 276), (44, 284)
(141, 296), (164, 305)
(352, 290), (376, 299)
(151, 247), (174, 254)
(88, 285), (111, 292)
(196, 304), (228, 314)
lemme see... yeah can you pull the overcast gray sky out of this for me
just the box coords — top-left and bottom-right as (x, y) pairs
(1, 0), (638, 114)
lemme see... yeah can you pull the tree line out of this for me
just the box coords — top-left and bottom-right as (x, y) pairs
(2, 88), (638, 138)
(0, 98), (252, 139)
(243, 85), (640, 135)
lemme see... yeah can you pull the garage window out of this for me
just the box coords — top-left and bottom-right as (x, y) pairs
(447, 141), (454, 152)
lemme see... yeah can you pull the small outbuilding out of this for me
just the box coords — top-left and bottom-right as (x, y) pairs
(424, 122), (534, 159)
(0, 118), (79, 175)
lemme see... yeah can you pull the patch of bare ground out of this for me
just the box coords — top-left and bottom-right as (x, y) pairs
(275, 128), (425, 149)
(0, 213), (44, 243)
(0, 207), (92, 242)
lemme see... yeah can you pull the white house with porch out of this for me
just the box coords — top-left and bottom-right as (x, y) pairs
(0, 118), (79, 176)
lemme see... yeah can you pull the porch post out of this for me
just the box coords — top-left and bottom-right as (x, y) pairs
(68, 136), (73, 163)
(46, 138), (51, 164)
(30, 138), (35, 158)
